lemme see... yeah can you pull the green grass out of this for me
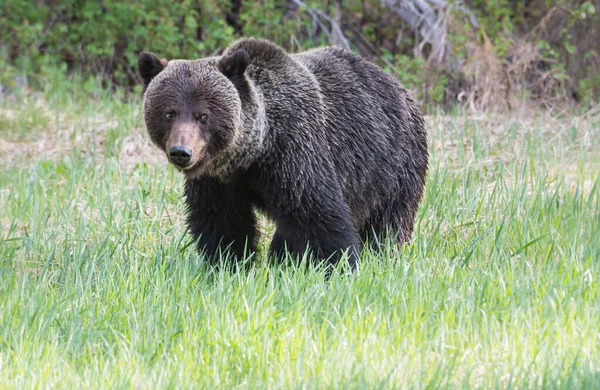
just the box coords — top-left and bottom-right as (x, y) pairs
(1, 84), (599, 388)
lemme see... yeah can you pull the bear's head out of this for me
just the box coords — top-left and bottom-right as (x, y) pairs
(138, 49), (250, 178)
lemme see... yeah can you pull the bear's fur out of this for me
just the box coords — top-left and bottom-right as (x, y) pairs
(139, 38), (428, 268)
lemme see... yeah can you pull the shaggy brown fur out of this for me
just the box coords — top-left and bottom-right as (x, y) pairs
(139, 38), (428, 268)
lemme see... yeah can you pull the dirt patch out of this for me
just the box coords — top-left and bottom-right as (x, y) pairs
(426, 109), (600, 170)
(119, 129), (168, 169)
(0, 98), (165, 169)
(1, 97), (598, 178)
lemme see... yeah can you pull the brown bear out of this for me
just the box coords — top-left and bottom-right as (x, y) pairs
(139, 38), (428, 268)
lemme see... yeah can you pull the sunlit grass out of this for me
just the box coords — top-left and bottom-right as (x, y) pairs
(1, 83), (599, 388)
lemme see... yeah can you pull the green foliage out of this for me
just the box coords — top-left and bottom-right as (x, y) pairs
(381, 52), (447, 105)
(578, 70), (600, 104)
(469, 0), (515, 56)
(382, 52), (425, 90)
(1, 0), (599, 106)
(0, 0), (238, 85)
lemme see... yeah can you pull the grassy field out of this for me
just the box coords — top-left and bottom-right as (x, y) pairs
(1, 82), (599, 388)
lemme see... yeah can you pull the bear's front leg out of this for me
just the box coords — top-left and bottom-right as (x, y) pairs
(260, 144), (361, 268)
(185, 177), (258, 266)
(269, 214), (360, 268)
(267, 184), (360, 268)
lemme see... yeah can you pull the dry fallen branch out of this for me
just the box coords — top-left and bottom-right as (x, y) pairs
(292, 0), (351, 50)
(381, 0), (479, 71)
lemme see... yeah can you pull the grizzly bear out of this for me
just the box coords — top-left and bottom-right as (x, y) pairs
(139, 38), (428, 268)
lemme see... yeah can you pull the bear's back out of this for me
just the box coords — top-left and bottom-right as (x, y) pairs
(291, 47), (427, 224)
(224, 39), (427, 226)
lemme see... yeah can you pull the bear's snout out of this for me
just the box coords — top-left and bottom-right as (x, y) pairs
(169, 145), (192, 167)
(165, 122), (207, 171)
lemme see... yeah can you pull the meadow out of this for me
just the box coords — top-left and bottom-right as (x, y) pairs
(1, 81), (599, 388)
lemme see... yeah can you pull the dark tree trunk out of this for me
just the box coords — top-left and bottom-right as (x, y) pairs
(226, 0), (244, 35)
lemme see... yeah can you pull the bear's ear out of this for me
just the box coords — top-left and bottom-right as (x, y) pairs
(138, 51), (167, 87)
(218, 48), (249, 79)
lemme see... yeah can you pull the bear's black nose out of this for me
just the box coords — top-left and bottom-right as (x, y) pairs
(169, 146), (192, 167)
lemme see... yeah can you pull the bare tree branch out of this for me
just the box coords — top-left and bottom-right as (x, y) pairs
(382, 0), (449, 67)
(292, 0), (351, 50)
(382, 0), (479, 71)
(225, 0), (244, 35)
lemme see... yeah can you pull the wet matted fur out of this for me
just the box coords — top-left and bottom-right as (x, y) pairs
(139, 38), (428, 268)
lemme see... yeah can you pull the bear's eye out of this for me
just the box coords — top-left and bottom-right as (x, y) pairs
(165, 112), (175, 120)
(197, 113), (208, 124)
